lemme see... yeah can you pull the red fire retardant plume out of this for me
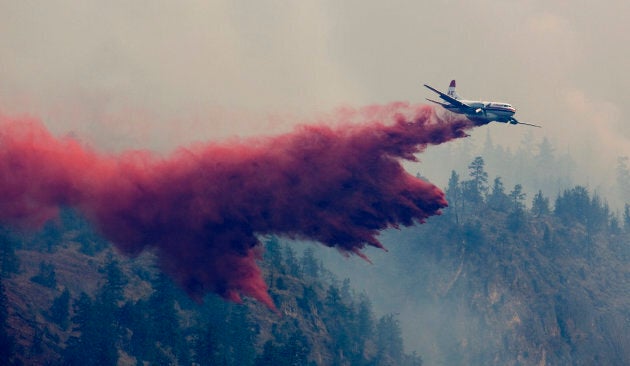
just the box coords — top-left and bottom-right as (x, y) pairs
(0, 104), (473, 308)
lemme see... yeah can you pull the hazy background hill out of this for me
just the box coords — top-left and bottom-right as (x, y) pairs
(315, 150), (630, 365)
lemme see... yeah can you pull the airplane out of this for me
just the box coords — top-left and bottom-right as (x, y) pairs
(424, 80), (541, 127)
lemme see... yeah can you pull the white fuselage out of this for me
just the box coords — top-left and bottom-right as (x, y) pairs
(445, 100), (516, 123)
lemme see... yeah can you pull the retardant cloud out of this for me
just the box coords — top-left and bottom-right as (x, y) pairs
(0, 104), (473, 307)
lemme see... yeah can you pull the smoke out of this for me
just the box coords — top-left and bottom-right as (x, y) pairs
(0, 104), (473, 308)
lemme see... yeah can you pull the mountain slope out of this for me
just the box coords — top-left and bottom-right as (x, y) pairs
(0, 216), (422, 365)
(316, 185), (630, 365)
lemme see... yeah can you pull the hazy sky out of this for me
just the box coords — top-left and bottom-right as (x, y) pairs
(1, 1), (629, 175)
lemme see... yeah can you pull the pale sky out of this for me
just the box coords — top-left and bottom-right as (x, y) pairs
(3, 2), (629, 359)
(1, 1), (629, 176)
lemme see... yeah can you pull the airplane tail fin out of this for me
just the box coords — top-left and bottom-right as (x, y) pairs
(447, 80), (459, 99)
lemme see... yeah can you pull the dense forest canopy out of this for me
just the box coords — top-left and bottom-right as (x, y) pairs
(0, 218), (421, 366)
(417, 131), (630, 212)
(0, 139), (629, 365)
(317, 153), (630, 365)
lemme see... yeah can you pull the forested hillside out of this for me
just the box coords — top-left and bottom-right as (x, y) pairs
(319, 156), (630, 365)
(2, 153), (629, 365)
(0, 212), (420, 366)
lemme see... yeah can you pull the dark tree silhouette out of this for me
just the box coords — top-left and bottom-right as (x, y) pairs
(488, 177), (510, 212)
(48, 288), (71, 330)
(466, 156), (489, 203)
(531, 190), (550, 217)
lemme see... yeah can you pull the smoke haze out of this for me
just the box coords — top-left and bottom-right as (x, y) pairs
(3, 2), (629, 193)
(0, 104), (472, 307)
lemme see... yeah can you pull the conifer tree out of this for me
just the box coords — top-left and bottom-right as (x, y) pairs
(0, 228), (20, 276)
(507, 184), (527, 232)
(63, 292), (118, 366)
(356, 293), (375, 343)
(283, 245), (301, 277)
(301, 247), (320, 278)
(616, 156), (630, 202)
(63, 258), (127, 365)
(531, 190), (550, 217)
(0, 274), (17, 365)
(48, 288), (71, 330)
(375, 314), (404, 365)
(509, 184), (526, 210)
(445, 170), (462, 222)
(466, 156), (489, 203)
(488, 177), (510, 211)
(30, 261), (57, 288)
(264, 237), (285, 274)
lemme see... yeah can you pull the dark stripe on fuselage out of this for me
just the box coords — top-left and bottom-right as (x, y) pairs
(485, 107), (515, 113)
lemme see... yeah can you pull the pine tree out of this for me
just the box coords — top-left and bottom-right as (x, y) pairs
(624, 204), (630, 231)
(146, 273), (190, 364)
(301, 247), (320, 278)
(63, 292), (118, 366)
(616, 156), (630, 202)
(63, 258), (127, 365)
(282, 330), (309, 366)
(488, 177), (510, 211)
(192, 322), (218, 366)
(297, 285), (319, 313)
(283, 245), (301, 277)
(509, 184), (527, 210)
(555, 186), (590, 226)
(264, 237), (285, 275)
(356, 293), (375, 342)
(466, 156), (489, 202)
(48, 288), (71, 330)
(586, 192), (610, 234)
(30, 261), (57, 288)
(445, 170), (462, 223)
(255, 340), (283, 366)
(0, 228), (20, 276)
(0, 274), (17, 365)
(374, 314), (404, 365)
(609, 215), (621, 234)
(531, 190), (550, 217)
(507, 184), (527, 232)
(35, 220), (63, 253)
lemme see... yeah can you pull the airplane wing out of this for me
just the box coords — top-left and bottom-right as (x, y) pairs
(423, 84), (472, 109)
(509, 117), (542, 128)
(425, 98), (451, 108)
